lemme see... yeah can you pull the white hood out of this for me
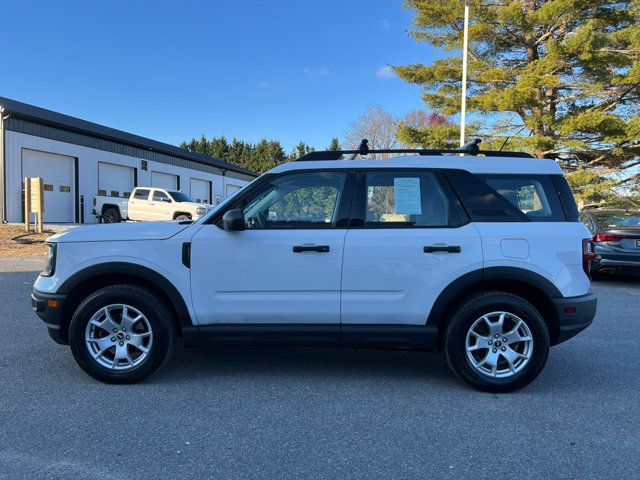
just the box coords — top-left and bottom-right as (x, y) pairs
(48, 221), (192, 243)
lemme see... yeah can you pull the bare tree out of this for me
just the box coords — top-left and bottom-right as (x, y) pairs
(401, 109), (449, 130)
(344, 104), (400, 159)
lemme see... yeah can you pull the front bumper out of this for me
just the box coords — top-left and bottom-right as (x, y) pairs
(551, 293), (597, 344)
(31, 290), (68, 345)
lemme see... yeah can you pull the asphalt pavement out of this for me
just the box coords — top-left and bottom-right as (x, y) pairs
(1, 257), (638, 479)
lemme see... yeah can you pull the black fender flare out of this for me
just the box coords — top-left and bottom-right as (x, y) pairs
(58, 262), (193, 327)
(426, 266), (562, 326)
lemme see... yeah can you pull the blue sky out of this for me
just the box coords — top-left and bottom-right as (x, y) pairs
(0, 0), (442, 152)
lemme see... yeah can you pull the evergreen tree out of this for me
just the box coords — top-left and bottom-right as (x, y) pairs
(209, 136), (230, 160)
(327, 138), (340, 151)
(393, 0), (640, 182)
(288, 141), (315, 161)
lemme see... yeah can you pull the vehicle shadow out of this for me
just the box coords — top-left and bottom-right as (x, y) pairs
(156, 341), (460, 387)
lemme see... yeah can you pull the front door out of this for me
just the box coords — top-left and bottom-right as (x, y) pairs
(190, 170), (353, 325)
(151, 189), (173, 221)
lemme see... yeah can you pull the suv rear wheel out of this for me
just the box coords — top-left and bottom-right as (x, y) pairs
(68, 285), (176, 384)
(445, 291), (550, 392)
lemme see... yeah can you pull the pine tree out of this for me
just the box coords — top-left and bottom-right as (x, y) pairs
(394, 0), (640, 182)
(288, 141), (315, 161)
(327, 138), (340, 151)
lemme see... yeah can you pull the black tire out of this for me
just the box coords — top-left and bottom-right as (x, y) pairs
(445, 291), (550, 393)
(102, 206), (121, 223)
(174, 213), (191, 220)
(68, 284), (176, 384)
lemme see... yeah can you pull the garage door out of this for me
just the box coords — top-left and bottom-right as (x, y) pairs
(190, 178), (211, 204)
(22, 149), (75, 223)
(98, 162), (135, 198)
(151, 171), (178, 190)
(225, 183), (242, 198)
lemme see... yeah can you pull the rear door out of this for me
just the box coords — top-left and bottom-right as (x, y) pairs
(341, 169), (483, 328)
(128, 188), (152, 221)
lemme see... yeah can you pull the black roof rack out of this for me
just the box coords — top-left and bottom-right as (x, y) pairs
(296, 138), (535, 161)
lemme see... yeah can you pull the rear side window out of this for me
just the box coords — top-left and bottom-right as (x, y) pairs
(357, 171), (466, 228)
(479, 175), (564, 221)
(133, 189), (150, 200)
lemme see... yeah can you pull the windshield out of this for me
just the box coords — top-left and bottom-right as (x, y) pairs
(167, 191), (195, 203)
(193, 175), (261, 225)
(592, 211), (640, 228)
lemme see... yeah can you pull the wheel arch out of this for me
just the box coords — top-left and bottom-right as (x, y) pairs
(428, 267), (562, 349)
(56, 262), (193, 343)
(101, 204), (121, 214)
(173, 212), (192, 220)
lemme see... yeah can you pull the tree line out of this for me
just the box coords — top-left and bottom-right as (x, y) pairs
(180, 136), (340, 174)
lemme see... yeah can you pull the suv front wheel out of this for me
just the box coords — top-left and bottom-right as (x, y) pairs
(445, 291), (550, 393)
(68, 284), (176, 384)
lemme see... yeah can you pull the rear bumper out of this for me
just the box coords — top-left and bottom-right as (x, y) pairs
(31, 290), (68, 345)
(592, 256), (640, 276)
(552, 293), (597, 344)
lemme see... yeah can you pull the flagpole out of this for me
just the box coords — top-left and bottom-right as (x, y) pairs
(460, 0), (470, 147)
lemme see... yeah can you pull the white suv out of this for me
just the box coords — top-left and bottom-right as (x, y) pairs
(32, 141), (597, 392)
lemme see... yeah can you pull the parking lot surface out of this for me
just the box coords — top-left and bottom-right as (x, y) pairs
(1, 257), (638, 479)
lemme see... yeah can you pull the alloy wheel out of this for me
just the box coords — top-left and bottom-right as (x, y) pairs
(465, 311), (533, 378)
(85, 304), (153, 370)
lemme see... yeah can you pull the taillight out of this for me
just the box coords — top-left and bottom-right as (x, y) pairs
(582, 238), (595, 279)
(92, 197), (96, 206)
(593, 233), (622, 242)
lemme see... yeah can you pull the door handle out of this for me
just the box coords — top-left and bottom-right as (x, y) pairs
(292, 245), (330, 253)
(424, 245), (461, 253)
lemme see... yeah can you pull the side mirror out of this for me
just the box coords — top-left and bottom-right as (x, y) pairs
(222, 208), (246, 231)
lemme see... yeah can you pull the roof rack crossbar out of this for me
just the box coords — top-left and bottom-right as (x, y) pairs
(296, 138), (535, 161)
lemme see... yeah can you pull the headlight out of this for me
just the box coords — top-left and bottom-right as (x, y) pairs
(196, 207), (206, 215)
(41, 243), (57, 277)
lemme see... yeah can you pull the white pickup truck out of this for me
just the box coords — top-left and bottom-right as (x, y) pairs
(92, 187), (213, 223)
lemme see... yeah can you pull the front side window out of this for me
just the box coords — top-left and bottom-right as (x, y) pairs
(364, 171), (456, 227)
(133, 189), (150, 200)
(153, 191), (171, 202)
(240, 172), (347, 229)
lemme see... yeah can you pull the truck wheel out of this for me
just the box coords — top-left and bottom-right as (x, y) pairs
(68, 285), (177, 384)
(174, 213), (191, 220)
(102, 207), (121, 223)
(444, 291), (550, 393)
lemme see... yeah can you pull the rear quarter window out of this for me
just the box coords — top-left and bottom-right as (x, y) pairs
(133, 189), (150, 200)
(478, 175), (565, 222)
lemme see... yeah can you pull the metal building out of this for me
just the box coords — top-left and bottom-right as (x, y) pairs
(0, 97), (257, 224)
